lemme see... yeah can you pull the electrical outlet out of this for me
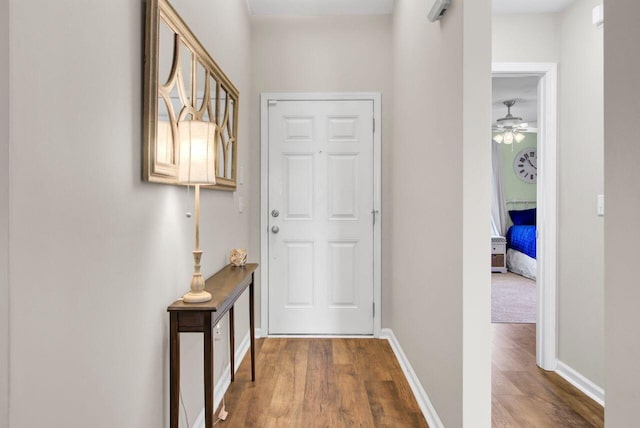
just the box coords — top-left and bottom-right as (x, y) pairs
(214, 323), (223, 341)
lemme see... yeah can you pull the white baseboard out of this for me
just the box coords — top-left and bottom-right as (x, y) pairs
(192, 330), (252, 428)
(254, 327), (263, 338)
(555, 360), (605, 407)
(380, 328), (444, 428)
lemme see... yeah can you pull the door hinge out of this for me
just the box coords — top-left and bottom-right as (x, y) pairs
(372, 209), (379, 226)
(373, 117), (376, 133)
(373, 302), (375, 318)
(268, 99), (277, 107)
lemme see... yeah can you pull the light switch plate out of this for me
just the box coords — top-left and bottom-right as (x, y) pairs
(597, 194), (605, 216)
(592, 5), (604, 27)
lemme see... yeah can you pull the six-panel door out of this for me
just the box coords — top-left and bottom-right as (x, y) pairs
(268, 100), (375, 335)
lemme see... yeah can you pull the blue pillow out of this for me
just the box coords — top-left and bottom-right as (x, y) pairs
(509, 208), (536, 226)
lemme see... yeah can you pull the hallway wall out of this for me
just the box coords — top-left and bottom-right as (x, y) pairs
(605, 0), (640, 424)
(392, 0), (491, 426)
(557, 0), (604, 388)
(492, 13), (561, 62)
(0, 0), (9, 424)
(8, 1), (251, 427)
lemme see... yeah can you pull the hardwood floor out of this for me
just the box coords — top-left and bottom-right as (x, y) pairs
(492, 323), (604, 427)
(218, 327), (603, 427)
(221, 338), (428, 427)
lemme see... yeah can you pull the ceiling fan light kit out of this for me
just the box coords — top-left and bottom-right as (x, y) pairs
(493, 99), (528, 147)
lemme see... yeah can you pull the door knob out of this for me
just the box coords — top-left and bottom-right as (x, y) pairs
(271, 209), (280, 218)
(271, 226), (280, 234)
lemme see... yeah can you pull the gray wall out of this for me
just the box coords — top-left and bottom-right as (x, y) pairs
(249, 15), (394, 326)
(604, 0), (640, 425)
(557, 0), (604, 387)
(1, 0), (9, 424)
(493, 0), (605, 389)
(493, 13), (560, 62)
(8, 0), (251, 427)
(392, 0), (491, 426)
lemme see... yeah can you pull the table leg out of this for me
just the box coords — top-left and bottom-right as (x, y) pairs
(170, 312), (180, 428)
(229, 305), (235, 382)
(204, 313), (214, 428)
(250, 274), (256, 382)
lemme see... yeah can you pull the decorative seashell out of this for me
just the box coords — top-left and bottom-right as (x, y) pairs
(230, 248), (247, 267)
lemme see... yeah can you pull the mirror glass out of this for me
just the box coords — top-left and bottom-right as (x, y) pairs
(226, 99), (235, 179)
(196, 61), (209, 121)
(156, 19), (176, 166)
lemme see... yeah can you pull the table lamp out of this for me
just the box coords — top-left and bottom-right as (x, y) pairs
(178, 120), (217, 303)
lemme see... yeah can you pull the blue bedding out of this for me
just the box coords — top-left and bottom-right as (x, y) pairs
(506, 225), (536, 259)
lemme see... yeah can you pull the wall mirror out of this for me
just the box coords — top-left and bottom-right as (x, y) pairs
(143, 0), (239, 190)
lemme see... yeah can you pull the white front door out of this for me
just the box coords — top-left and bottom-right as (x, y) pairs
(267, 99), (375, 335)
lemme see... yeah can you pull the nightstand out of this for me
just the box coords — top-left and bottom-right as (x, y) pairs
(491, 236), (507, 273)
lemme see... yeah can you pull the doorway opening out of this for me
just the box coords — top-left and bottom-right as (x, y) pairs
(492, 64), (558, 370)
(491, 76), (539, 329)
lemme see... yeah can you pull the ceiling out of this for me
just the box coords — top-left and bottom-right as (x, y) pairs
(493, 0), (576, 15)
(492, 77), (539, 127)
(247, 0), (577, 16)
(246, 0), (394, 15)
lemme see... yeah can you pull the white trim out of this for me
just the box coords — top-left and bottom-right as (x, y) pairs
(493, 63), (558, 371)
(556, 360), (605, 407)
(260, 92), (382, 337)
(193, 331), (252, 428)
(380, 329), (444, 428)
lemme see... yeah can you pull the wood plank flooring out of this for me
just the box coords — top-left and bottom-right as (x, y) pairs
(218, 326), (603, 427)
(492, 324), (604, 427)
(220, 338), (428, 427)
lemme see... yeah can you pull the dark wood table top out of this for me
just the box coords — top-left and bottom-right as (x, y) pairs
(167, 263), (258, 312)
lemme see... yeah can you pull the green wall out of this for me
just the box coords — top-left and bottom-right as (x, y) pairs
(499, 132), (537, 204)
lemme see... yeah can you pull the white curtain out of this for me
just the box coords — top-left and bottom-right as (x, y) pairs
(491, 140), (508, 237)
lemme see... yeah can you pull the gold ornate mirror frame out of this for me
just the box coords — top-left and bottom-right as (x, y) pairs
(143, 0), (239, 190)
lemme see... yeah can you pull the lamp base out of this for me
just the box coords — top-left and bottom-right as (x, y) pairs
(183, 249), (212, 303)
(183, 290), (212, 303)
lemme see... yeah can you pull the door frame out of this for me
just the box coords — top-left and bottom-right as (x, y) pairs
(493, 63), (558, 370)
(260, 92), (382, 337)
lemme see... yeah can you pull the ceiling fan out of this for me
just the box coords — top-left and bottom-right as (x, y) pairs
(493, 99), (529, 144)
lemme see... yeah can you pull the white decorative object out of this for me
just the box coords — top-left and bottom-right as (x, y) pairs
(230, 249), (247, 267)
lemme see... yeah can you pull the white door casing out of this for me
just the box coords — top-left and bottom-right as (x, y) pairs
(492, 63), (558, 371)
(261, 93), (382, 336)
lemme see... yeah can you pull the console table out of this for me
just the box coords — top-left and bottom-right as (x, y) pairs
(167, 263), (258, 428)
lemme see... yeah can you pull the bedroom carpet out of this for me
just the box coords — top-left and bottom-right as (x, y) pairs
(492, 272), (536, 323)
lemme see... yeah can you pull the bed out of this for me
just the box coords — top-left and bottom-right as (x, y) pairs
(505, 205), (537, 280)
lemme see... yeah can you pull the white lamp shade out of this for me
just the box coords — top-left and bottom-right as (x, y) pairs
(514, 132), (526, 143)
(493, 134), (504, 143)
(178, 120), (217, 185)
(503, 132), (514, 144)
